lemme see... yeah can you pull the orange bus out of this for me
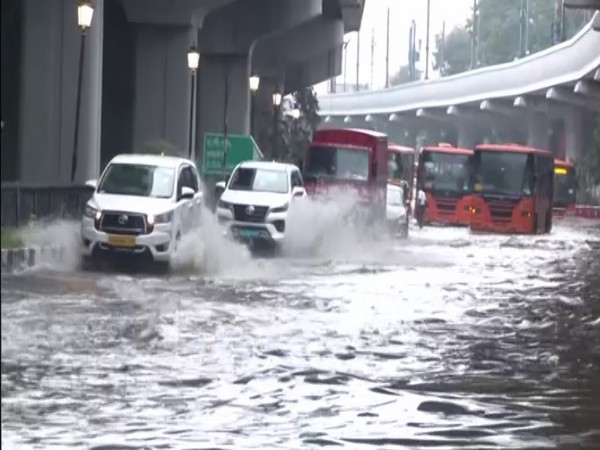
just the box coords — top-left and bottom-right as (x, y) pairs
(469, 144), (554, 234)
(388, 143), (415, 203)
(553, 159), (577, 217)
(416, 144), (473, 226)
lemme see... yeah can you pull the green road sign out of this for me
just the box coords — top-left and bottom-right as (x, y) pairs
(201, 133), (263, 176)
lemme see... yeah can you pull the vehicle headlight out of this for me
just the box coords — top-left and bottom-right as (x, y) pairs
(84, 204), (101, 220)
(217, 199), (232, 210)
(148, 211), (173, 225)
(270, 202), (288, 213)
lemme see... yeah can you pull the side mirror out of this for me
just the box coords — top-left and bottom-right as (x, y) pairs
(292, 186), (305, 198)
(214, 180), (226, 199)
(85, 179), (97, 190)
(180, 186), (195, 200)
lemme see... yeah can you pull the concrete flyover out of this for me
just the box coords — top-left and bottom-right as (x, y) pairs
(1, 0), (365, 185)
(317, 12), (600, 162)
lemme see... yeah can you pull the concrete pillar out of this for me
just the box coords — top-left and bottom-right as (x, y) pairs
(526, 112), (549, 149)
(19, 0), (103, 184)
(564, 109), (584, 163)
(77, 0), (103, 183)
(132, 25), (195, 156)
(456, 122), (478, 148)
(196, 55), (250, 161)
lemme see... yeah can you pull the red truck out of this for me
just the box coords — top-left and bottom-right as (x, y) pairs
(302, 128), (389, 223)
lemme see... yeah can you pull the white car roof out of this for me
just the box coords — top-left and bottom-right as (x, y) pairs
(237, 160), (298, 172)
(109, 154), (193, 169)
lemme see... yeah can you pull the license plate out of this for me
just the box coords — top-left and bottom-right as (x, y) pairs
(238, 228), (261, 238)
(107, 234), (136, 247)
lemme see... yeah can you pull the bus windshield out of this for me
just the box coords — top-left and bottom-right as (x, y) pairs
(305, 146), (370, 182)
(473, 151), (533, 198)
(553, 167), (576, 207)
(420, 151), (470, 195)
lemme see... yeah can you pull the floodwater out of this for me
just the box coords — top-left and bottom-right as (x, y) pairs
(2, 212), (600, 449)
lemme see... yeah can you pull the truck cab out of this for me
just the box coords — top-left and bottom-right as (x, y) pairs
(302, 128), (389, 222)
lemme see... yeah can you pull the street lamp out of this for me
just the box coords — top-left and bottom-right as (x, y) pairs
(272, 89), (282, 159)
(187, 46), (200, 159)
(249, 75), (260, 137)
(70, 0), (94, 182)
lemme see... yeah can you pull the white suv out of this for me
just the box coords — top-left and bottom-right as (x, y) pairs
(80, 154), (204, 266)
(216, 161), (306, 245)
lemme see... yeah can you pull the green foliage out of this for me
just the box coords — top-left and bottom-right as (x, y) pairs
(433, 26), (471, 76)
(434, 0), (593, 75)
(273, 86), (321, 165)
(1, 228), (23, 249)
(389, 66), (422, 86)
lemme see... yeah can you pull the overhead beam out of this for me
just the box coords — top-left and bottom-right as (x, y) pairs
(546, 86), (600, 112)
(574, 80), (600, 100)
(595, 68), (600, 81)
(481, 99), (522, 117)
(343, 115), (353, 123)
(562, 0), (600, 9)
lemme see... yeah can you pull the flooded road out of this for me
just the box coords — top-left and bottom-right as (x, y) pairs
(2, 219), (600, 449)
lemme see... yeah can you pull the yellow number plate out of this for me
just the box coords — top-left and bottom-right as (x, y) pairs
(107, 235), (136, 247)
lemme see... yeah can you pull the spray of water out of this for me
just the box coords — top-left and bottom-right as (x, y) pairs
(20, 219), (82, 271)
(171, 205), (269, 278)
(283, 187), (397, 263)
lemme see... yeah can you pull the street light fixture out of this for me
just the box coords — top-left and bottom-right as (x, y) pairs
(272, 89), (282, 159)
(77, 1), (94, 31)
(71, 0), (95, 182)
(187, 46), (200, 159)
(249, 75), (260, 92)
(249, 75), (260, 138)
(272, 91), (282, 107)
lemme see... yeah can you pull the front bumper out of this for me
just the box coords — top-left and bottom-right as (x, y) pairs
(80, 217), (175, 262)
(216, 207), (286, 243)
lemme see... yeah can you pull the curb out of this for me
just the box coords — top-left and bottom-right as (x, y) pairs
(1, 246), (64, 274)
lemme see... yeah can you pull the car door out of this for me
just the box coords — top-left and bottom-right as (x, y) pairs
(291, 169), (306, 201)
(176, 165), (195, 234)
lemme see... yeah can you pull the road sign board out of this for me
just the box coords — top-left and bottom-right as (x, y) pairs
(201, 133), (263, 175)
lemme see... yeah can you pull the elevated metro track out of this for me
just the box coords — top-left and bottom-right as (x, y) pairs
(318, 12), (600, 120)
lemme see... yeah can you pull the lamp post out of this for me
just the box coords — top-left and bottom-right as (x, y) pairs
(249, 75), (260, 137)
(187, 46), (200, 159)
(70, 0), (94, 182)
(272, 89), (282, 159)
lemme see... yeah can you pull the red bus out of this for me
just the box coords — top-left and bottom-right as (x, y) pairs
(416, 144), (473, 226)
(388, 144), (415, 201)
(469, 144), (554, 234)
(303, 128), (388, 222)
(553, 159), (577, 217)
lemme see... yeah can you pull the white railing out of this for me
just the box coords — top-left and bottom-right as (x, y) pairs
(318, 12), (600, 117)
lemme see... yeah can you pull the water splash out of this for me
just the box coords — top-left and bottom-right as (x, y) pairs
(283, 188), (396, 262)
(20, 219), (81, 271)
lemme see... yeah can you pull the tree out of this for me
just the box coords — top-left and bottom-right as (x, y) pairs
(433, 26), (471, 76)
(433, 0), (593, 75)
(389, 66), (422, 86)
(270, 86), (321, 165)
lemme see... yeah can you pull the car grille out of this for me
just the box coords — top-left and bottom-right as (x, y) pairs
(232, 204), (269, 223)
(488, 201), (517, 223)
(435, 197), (458, 214)
(99, 211), (147, 235)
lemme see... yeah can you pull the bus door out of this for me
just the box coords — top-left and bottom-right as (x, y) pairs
(533, 155), (552, 233)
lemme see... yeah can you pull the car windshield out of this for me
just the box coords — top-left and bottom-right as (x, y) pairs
(305, 146), (370, 181)
(229, 167), (289, 193)
(473, 151), (533, 197)
(553, 166), (576, 207)
(97, 163), (175, 198)
(387, 187), (405, 206)
(420, 151), (470, 195)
